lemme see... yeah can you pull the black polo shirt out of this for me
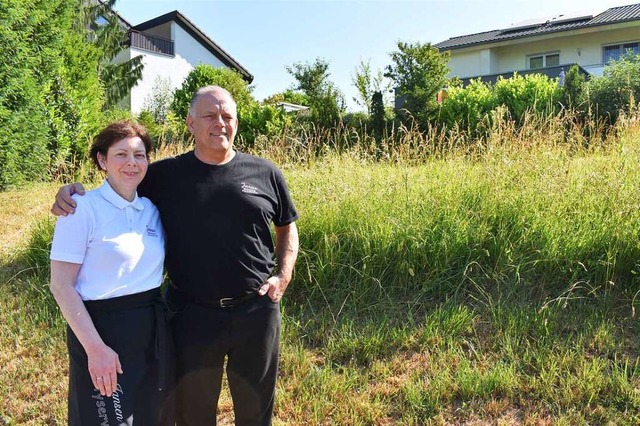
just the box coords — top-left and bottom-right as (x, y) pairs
(139, 150), (298, 301)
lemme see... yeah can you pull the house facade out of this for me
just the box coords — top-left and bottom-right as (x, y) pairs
(111, 10), (253, 114)
(434, 3), (640, 84)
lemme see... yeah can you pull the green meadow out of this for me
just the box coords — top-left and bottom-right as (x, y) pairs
(2, 117), (640, 424)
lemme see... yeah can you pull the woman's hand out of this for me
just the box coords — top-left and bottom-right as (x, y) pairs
(86, 343), (123, 397)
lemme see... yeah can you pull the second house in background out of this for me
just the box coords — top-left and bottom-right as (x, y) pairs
(435, 3), (640, 86)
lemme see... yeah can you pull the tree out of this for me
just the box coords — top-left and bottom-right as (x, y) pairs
(370, 91), (386, 138)
(286, 58), (345, 128)
(0, 0), (106, 188)
(560, 64), (585, 111)
(87, 0), (144, 108)
(352, 59), (390, 114)
(171, 64), (255, 120)
(385, 41), (450, 126)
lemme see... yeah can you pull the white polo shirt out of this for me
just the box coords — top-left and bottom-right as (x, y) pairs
(50, 180), (165, 301)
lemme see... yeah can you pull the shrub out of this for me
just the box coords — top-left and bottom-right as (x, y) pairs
(494, 73), (562, 124)
(343, 112), (370, 135)
(370, 91), (386, 139)
(170, 64), (255, 121)
(143, 75), (174, 122)
(560, 64), (586, 111)
(236, 103), (293, 148)
(438, 79), (496, 137)
(584, 53), (640, 126)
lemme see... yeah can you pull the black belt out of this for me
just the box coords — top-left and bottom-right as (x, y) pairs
(169, 285), (258, 309)
(194, 291), (258, 309)
(84, 287), (169, 392)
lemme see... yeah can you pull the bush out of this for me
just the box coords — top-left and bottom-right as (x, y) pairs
(584, 53), (640, 126)
(170, 64), (255, 121)
(137, 110), (189, 148)
(142, 75), (174, 122)
(236, 103), (293, 148)
(560, 64), (586, 111)
(494, 73), (562, 124)
(438, 79), (496, 137)
(370, 91), (386, 139)
(343, 112), (370, 134)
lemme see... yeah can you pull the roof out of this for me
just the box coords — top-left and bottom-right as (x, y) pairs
(132, 11), (254, 83)
(435, 3), (640, 51)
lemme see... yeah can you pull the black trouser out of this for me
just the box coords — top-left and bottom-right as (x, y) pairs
(67, 288), (175, 426)
(168, 289), (281, 426)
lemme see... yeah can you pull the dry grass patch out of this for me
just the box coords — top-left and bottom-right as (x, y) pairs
(0, 183), (59, 259)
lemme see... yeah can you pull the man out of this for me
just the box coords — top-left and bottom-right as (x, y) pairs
(52, 85), (300, 425)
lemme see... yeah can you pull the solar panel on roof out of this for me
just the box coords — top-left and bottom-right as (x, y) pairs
(548, 11), (594, 25)
(501, 16), (552, 32)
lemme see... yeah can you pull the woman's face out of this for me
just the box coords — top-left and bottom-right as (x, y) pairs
(97, 136), (148, 199)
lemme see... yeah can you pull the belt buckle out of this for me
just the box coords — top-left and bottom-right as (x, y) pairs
(219, 297), (234, 308)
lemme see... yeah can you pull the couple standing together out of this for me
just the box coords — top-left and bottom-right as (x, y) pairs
(50, 85), (299, 425)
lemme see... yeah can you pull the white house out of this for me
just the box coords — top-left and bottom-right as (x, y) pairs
(111, 10), (253, 114)
(434, 2), (640, 85)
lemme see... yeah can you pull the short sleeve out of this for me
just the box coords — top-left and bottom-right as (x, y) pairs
(273, 168), (299, 227)
(49, 195), (93, 264)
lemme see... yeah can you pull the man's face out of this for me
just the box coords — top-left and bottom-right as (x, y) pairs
(187, 90), (238, 161)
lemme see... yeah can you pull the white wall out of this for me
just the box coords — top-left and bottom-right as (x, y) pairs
(172, 23), (226, 70)
(447, 50), (482, 78)
(480, 48), (498, 75)
(111, 49), (134, 111)
(127, 22), (230, 114)
(128, 48), (186, 114)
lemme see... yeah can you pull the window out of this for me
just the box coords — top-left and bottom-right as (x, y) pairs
(603, 42), (640, 64)
(528, 53), (560, 69)
(529, 56), (544, 69)
(546, 54), (560, 67)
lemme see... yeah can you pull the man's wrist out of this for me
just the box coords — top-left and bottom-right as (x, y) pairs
(274, 271), (291, 284)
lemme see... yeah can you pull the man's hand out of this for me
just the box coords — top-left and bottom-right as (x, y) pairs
(259, 222), (299, 303)
(51, 183), (85, 216)
(259, 275), (289, 303)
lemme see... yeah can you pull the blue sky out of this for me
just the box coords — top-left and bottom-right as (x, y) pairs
(115, 0), (632, 111)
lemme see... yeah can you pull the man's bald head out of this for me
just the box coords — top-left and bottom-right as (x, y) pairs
(188, 86), (237, 118)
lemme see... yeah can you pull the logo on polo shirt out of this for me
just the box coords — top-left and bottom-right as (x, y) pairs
(241, 182), (260, 195)
(146, 226), (159, 237)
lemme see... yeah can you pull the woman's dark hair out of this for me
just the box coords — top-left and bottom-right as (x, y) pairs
(89, 120), (152, 170)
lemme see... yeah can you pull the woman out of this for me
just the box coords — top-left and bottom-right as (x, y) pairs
(50, 120), (173, 425)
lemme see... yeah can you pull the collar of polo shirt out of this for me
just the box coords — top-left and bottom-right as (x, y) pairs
(98, 180), (144, 211)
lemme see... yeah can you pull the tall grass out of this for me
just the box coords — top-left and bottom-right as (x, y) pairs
(3, 111), (640, 424)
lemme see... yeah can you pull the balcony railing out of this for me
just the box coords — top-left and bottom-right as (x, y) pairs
(457, 63), (591, 86)
(128, 31), (174, 56)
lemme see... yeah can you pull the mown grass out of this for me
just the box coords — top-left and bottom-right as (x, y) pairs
(2, 114), (640, 424)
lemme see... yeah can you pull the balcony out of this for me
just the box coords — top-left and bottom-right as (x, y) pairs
(458, 64), (591, 87)
(128, 31), (174, 56)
